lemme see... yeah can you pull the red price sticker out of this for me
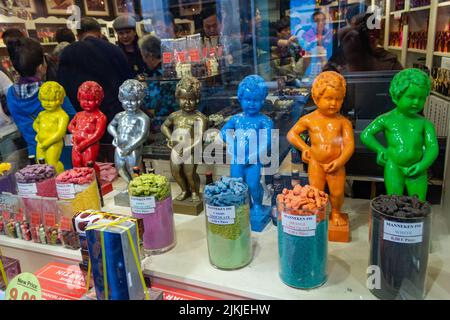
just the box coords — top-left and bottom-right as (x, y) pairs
(43, 212), (56, 227)
(30, 212), (41, 225)
(2, 211), (10, 220)
(60, 216), (72, 231)
(15, 211), (23, 222)
(163, 52), (173, 64)
(189, 49), (200, 62)
(209, 47), (216, 57)
(176, 51), (187, 63)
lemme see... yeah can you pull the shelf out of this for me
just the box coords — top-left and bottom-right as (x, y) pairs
(390, 9), (407, 16)
(331, 20), (346, 24)
(438, 1), (450, 7)
(434, 51), (450, 57)
(0, 235), (81, 261)
(431, 91), (450, 102)
(408, 48), (427, 54)
(409, 5), (431, 12)
(388, 46), (402, 51)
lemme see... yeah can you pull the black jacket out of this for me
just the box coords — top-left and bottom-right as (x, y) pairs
(118, 38), (146, 77)
(57, 36), (132, 143)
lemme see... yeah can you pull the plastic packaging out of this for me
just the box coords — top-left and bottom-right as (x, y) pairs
(42, 197), (60, 245)
(161, 38), (176, 79)
(203, 177), (252, 270)
(57, 200), (80, 249)
(129, 174), (175, 254)
(0, 163), (17, 194)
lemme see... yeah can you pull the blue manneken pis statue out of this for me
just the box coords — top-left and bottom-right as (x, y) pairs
(220, 75), (274, 232)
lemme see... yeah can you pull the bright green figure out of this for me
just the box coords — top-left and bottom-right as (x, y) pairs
(360, 68), (438, 201)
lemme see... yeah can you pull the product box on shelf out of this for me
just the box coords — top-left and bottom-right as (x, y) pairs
(57, 200), (79, 249)
(86, 218), (145, 300)
(0, 256), (21, 290)
(0, 193), (18, 237)
(34, 262), (87, 300)
(22, 195), (44, 243)
(41, 197), (60, 245)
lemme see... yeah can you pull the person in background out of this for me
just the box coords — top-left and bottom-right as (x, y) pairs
(113, 15), (145, 77)
(324, 13), (402, 72)
(57, 18), (132, 161)
(202, 5), (221, 39)
(0, 70), (12, 126)
(138, 34), (178, 132)
(2, 27), (59, 82)
(55, 27), (76, 44)
(5, 37), (75, 156)
(151, 11), (176, 39)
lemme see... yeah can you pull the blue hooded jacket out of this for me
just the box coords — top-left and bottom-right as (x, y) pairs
(6, 86), (76, 156)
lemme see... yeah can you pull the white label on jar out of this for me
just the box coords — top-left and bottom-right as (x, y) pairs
(282, 212), (316, 237)
(383, 220), (423, 244)
(130, 196), (156, 214)
(206, 204), (235, 225)
(17, 183), (37, 196)
(56, 183), (76, 199)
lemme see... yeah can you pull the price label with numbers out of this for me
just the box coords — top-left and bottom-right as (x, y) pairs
(5, 273), (42, 300)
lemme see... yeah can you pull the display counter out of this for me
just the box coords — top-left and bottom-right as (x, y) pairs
(2, 178), (449, 300)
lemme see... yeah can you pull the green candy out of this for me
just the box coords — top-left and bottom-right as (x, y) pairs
(129, 174), (170, 200)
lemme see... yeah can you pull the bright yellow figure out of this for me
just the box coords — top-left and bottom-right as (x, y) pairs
(33, 81), (69, 174)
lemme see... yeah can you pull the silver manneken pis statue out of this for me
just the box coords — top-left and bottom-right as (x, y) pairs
(108, 79), (150, 184)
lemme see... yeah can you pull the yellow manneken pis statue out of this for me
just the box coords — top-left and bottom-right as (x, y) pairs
(33, 81), (69, 173)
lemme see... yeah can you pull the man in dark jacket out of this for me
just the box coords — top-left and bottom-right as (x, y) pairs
(113, 15), (146, 77)
(57, 17), (133, 147)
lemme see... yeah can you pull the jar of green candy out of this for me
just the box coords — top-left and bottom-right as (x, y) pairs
(128, 174), (175, 254)
(203, 176), (252, 270)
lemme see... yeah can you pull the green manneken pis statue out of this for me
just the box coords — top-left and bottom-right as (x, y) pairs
(360, 68), (439, 201)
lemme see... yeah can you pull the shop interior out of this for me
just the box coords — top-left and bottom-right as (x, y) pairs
(0, 0), (449, 300)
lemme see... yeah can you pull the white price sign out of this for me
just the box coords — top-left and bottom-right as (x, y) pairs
(17, 183), (37, 196)
(282, 212), (316, 237)
(383, 220), (423, 244)
(206, 204), (236, 225)
(56, 183), (76, 199)
(130, 196), (156, 214)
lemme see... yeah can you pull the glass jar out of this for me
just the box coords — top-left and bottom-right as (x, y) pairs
(277, 200), (328, 289)
(130, 191), (176, 255)
(204, 184), (252, 270)
(369, 197), (431, 300)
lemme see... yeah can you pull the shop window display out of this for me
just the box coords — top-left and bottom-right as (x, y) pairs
(0, 0), (449, 301)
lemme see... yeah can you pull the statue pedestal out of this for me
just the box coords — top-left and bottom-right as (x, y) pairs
(114, 190), (130, 207)
(250, 205), (271, 232)
(328, 213), (351, 242)
(173, 197), (204, 216)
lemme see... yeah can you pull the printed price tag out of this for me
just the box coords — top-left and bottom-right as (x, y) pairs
(5, 273), (42, 300)
(176, 51), (187, 63)
(56, 183), (76, 199)
(15, 210), (23, 222)
(163, 52), (173, 64)
(383, 220), (423, 244)
(282, 212), (316, 237)
(17, 183), (37, 196)
(64, 134), (73, 146)
(2, 211), (10, 220)
(43, 212), (56, 227)
(60, 216), (72, 231)
(206, 204), (235, 225)
(130, 196), (156, 215)
(30, 212), (41, 225)
(189, 49), (200, 62)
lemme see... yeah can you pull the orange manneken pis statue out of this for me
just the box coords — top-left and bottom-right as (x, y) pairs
(287, 71), (354, 242)
(68, 81), (107, 174)
(34, 81), (70, 174)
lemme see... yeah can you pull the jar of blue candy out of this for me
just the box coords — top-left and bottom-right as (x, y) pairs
(203, 177), (252, 270)
(277, 186), (329, 289)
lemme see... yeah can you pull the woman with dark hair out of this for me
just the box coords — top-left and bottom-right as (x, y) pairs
(55, 27), (76, 44)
